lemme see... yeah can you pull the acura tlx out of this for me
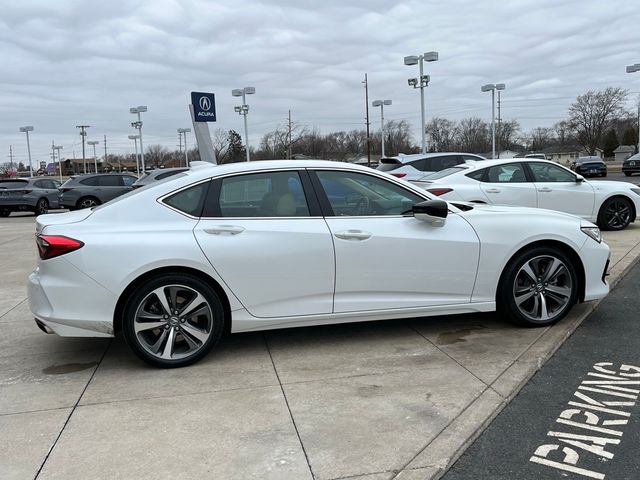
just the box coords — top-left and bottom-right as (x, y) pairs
(28, 160), (610, 367)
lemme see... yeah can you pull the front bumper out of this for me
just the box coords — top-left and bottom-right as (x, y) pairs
(579, 238), (610, 302)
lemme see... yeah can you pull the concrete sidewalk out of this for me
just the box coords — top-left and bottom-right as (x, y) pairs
(1, 215), (639, 480)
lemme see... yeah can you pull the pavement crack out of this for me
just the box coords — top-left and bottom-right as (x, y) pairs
(33, 339), (112, 479)
(263, 333), (316, 480)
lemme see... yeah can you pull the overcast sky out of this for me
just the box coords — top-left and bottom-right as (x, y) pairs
(1, 0), (640, 164)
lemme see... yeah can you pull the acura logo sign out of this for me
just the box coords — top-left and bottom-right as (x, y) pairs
(199, 96), (211, 111)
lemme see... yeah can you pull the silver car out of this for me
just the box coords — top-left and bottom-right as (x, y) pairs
(58, 173), (138, 210)
(0, 178), (62, 217)
(377, 152), (485, 181)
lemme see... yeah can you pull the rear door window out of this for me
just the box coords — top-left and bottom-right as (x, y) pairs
(122, 176), (137, 186)
(79, 176), (99, 186)
(98, 176), (122, 187)
(429, 155), (462, 171)
(163, 181), (209, 217)
(485, 163), (528, 183)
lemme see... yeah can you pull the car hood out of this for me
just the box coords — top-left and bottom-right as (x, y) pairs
(36, 209), (93, 233)
(451, 201), (588, 224)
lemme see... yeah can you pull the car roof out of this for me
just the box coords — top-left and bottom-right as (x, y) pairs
(381, 152), (485, 164)
(576, 156), (603, 162)
(447, 157), (565, 171)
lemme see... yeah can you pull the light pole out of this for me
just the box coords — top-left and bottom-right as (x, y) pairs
(88, 141), (99, 173)
(128, 134), (140, 175)
(19, 126), (34, 177)
(481, 83), (506, 159)
(232, 87), (256, 162)
(53, 145), (63, 181)
(404, 51), (438, 153)
(177, 128), (191, 166)
(372, 100), (392, 158)
(129, 106), (147, 172)
(627, 64), (640, 154)
(76, 125), (90, 174)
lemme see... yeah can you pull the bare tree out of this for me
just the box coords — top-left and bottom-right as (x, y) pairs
(526, 127), (554, 151)
(457, 117), (490, 153)
(145, 144), (170, 168)
(568, 87), (628, 155)
(426, 118), (457, 152)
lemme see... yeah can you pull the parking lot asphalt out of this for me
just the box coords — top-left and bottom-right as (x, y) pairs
(1, 212), (640, 480)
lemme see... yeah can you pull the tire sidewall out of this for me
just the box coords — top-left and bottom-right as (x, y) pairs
(122, 273), (225, 368)
(498, 246), (578, 327)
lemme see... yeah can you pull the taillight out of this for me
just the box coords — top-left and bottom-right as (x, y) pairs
(59, 188), (73, 193)
(391, 172), (407, 178)
(36, 235), (84, 260)
(427, 188), (453, 196)
(16, 189), (33, 194)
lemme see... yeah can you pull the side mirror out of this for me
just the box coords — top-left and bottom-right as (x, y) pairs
(575, 175), (584, 183)
(413, 200), (448, 226)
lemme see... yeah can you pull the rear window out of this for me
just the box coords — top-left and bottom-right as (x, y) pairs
(163, 181), (209, 217)
(156, 170), (186, 181)
(423, 166), (468, 180)
(79, 176), (99, 186)
(0, 180), (28, 188)
(376, 158), (402, 172)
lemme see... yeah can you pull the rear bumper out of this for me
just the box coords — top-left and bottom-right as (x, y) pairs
(28, 261), (117, 337)
(0, 198), (37, 209)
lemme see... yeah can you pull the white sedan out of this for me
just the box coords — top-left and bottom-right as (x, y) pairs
(414, 158), (640, 231)
(28, 160), (610, 367)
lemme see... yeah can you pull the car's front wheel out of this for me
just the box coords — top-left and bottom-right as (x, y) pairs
(597, 196), (633, 231)
(0, 208), (10, 217)
(122, 273), (225, 368)
(624, 172), (632, 177)
(34, 198), (48, 216)
(498, 247), (578, 327)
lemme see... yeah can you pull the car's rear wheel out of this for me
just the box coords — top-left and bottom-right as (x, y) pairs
(597, 196), (633, 231)
(122, 273), (224, 368)
(34, 198), (48, 216)
(0, 208), (10, 217)
(77, 197), (100, 209)
(498, 247), (578, 327)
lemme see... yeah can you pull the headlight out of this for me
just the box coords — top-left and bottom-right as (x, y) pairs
(581, 226), (602, 243)
(631, 188), (640, 197)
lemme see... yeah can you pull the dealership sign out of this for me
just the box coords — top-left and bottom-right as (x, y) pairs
(191, 92), (217, 122)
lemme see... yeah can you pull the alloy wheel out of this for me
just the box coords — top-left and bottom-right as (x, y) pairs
(133, 284), (214, 361)
(79, 198), (98, 209)
(604, 199), (631, 229)
(36, 199), (48, 215)
(512, 255), (573, 322)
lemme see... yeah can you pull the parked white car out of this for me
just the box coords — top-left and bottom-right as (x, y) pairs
(415, 158), (640, 231)
(29, 160), (610, 367)
(377, 152), (485, 181)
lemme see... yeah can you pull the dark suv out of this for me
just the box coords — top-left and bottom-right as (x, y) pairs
(58, 173), (138, 210)
(623, 153), (640, 177)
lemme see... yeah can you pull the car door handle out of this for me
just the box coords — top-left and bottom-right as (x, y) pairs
(334, 230), (372, 241)
(485, 188), (501, 193)
(203, 225), (245, 235)
(538, 187), (552, 192)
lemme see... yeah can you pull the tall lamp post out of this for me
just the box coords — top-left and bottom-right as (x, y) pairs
(627, 63), (640, 154)
(481, 83), (506, 159)
(128, 134), (140, 175)
(404, 51), (438, 153)
(129, 106), (147, 172)
(53, 145), (63, 181)
(19, 126), (34, 177)
(177, 128), (191, 166)
(372, 100), (392, 158)
(88, 140), (99, 173)
(232, 87), (255, 162)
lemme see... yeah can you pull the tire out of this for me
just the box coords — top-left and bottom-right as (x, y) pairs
(0, 208), (10, 217)
(624, 172), (632, 177)
(76, 197), (100, 209)
(597, 196), (633, 231)
(34, 198), (49, 216)
(600, 172), (607, 177)
(498, 246), (578, 327)
(122, 273), (225, 368)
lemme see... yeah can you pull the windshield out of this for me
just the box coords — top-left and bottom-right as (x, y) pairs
(422, 166), (468, 180)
